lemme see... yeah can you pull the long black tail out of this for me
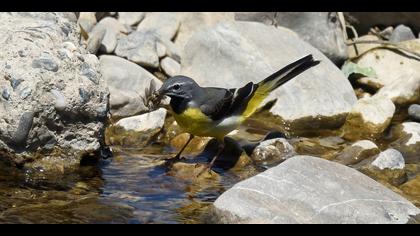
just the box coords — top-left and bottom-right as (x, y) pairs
(257, 54), (320, 92)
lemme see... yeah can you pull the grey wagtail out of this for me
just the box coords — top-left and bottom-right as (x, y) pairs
(155, 54), (320, 172)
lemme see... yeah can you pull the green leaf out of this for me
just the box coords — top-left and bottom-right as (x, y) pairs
(341, 62), (377, 78)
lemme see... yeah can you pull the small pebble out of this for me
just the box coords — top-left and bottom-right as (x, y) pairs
(2, 88), (10, 100)
(408, 104), (420, 122)
(32, 54), (59, 72)
(20, 87), (32, 99)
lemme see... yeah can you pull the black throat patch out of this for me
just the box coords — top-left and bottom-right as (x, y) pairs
(169, 96), (189, 114)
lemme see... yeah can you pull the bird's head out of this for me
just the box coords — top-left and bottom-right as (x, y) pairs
(156, 75), (200, 100)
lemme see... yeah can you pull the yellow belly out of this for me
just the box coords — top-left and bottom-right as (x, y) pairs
(173, 108), (240, 139)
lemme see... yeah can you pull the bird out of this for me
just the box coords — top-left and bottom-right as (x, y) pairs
(155, 54), (320, 173)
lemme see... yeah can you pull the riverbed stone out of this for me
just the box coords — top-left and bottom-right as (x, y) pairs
(390, 122), (420, 164)
(236, 12), (348, 64)
(115, 31), (160, 68)
(160, 57), (181, 77)
(115, 108), (166, 133)
(389, 25), (416, 43)
(335, 140), (380, 165)
(118, 12), (145, 26)
(181, 21), (357, 134)
(251, 138), (295, 166)
(99, 55), (162, 118)
(372, 149), (406, 170)
(342, 95), (395, 140)
(77, 12), (97, 33)
(355, 40), (420, 90)
(408, 104), (420, 122)
(213, 155), (420, 223)
(137, 12), (180, 41)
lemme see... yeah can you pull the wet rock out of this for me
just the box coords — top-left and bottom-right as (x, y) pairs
(251, 138), (295, 166)
(118, 12), (145, 26)
(170, 133), (211, 155)
(342, 95), (395, 140)
(182, 21), (357, 133)
(0, 12), (109, 170)
(360, 149), (407, 186)
(169, 162), (220, 181)
(115, 108), (166, 132)
(160, 57), (180, 77)
(400, 175), (420, 206)
(99, 55), (162, 118)
(11, 111), (34, 146)
(390, 122), (420, 164)
(408, 104), (420, 122)
(77, 12), (97, 33)
(32, 53), (59, 72)
(214, 155), (420, 223)
(115, 31), (160, 68)
(173, 12), (235, 51)
(355, 40), (420, 89)
(371, 149), (405, 170)
(335, 140), (379, 165)
(389, 25), (416, 43)
(137, 12), (180, 40)
(236, 12), (348, 64)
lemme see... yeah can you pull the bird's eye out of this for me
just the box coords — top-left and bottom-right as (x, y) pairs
(173, 84), (181, 90)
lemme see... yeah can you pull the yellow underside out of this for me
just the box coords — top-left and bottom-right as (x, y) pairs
(173, 108), (226, 139)
(172, 86), (270, 139)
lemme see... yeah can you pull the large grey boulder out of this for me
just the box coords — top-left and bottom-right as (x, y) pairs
(213, 155), (420, 224)
(235, 12), (348, 64)
(0, 12), (109, 170)
(99, 55), (162, 118)
(181, 22), (357, 133)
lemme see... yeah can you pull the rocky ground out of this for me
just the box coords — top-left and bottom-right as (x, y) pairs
(0, 12), (420, 224)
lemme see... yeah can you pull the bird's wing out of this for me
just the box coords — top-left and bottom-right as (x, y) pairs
(199, 87), (234, 121)
(199, 82), (259, 121)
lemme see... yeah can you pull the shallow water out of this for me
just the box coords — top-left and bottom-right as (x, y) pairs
(0, 112), (419, 223)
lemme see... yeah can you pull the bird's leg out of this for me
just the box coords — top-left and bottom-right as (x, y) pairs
(197, 139), (225, 177)
(165, 134), (194, 163)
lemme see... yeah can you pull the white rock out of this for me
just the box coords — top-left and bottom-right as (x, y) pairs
(375, 75), (420, 106)
(343, 94), (395, 139)
(99, 55), (162, 118)
(402, 122), (420, 145)
(356, 40), (420, 89)
(137, 12), (180, 40)
(115, 108), (166, 132)
(352, 140), (378, 149)
(160, 57), (181, 77)
(118, 12), (145, 26)
(371, 149), (405, 170)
